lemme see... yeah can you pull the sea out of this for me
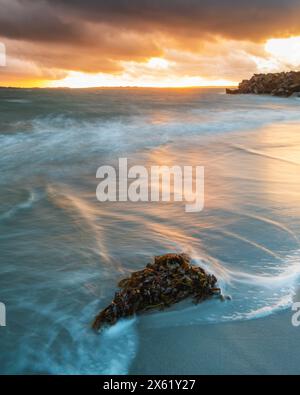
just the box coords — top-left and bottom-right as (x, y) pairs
(0, 87), (300, 373)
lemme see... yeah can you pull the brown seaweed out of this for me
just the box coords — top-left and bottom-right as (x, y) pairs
(92, 253), (221, 331)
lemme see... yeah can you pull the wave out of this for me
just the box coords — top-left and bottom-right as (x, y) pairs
(226, 209), (299, 244)
(3, 99), (31, 104)
(0, 190), (42, 221)
(1, 96), (300, 185)
(232, 144), (300, 167)
(239, 294), (293, 320)
(3, 299), (138, 375)
(45, 183), (128, 273)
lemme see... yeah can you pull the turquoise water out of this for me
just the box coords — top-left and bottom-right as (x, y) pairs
(0, 87), (300, 373)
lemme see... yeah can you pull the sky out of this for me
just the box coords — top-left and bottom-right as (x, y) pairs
(1, 0), (300, 88)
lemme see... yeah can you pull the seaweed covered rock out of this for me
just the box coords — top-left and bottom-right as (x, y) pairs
(226, 71), (300, 97)
(92, 253), (220, 331)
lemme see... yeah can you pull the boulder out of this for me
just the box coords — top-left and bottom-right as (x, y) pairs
(92, 253), (221, 331)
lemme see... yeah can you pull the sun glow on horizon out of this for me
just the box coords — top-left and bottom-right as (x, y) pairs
(48, 73), (235, 88)
(48, 62), (235, 89)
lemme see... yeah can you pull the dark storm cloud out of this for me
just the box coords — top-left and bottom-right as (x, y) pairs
(45, 0), (300, 41)
(0, 0), (161, 73)
(1, 0), (300, 44)
(0, 0), (81, 42)
(1, 0), (300, 80)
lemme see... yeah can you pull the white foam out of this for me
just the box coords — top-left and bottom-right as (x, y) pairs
(3, 300), (138, 375)
(0, 190), (42, 221)
(103, 317), (137, 338)
(4, 99), (31, 104)
(1, 96), (300, 185)
(237, 293), (294, 320)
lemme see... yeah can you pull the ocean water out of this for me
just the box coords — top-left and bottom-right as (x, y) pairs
(0, 87), (300, 374)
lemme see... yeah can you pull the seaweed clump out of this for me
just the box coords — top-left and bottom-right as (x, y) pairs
(92, 253), (221, 331)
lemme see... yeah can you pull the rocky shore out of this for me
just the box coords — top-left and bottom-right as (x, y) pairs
(92, 253), (221, 331)
(226, 71), (300, 97)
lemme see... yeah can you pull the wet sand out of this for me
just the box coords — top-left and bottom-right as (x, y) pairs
(130, 309), (300, 374)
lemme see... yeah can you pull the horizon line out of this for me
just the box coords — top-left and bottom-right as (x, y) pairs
(0, 84), (237, 90)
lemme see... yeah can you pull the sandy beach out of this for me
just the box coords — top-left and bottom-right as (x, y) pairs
(130, 308), (300, 374)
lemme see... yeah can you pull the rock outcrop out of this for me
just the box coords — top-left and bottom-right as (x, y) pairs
(226, 71), (300, 97)
(92, 253), (221, 331)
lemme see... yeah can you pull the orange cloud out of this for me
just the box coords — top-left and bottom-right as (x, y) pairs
(1, 1), (300, 87)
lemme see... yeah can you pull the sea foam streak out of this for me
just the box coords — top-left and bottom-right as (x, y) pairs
(0, 190), (42, 221)
(4, 300), (138, 374)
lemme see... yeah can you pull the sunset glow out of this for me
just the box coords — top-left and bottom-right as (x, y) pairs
(147, 58), (170, 70)
(265, 36), (300, 68)
(1, 1), (300, 88)
(49, 70), (235, 89)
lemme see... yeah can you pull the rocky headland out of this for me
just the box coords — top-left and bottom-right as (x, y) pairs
(226, 71), (300, 97)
